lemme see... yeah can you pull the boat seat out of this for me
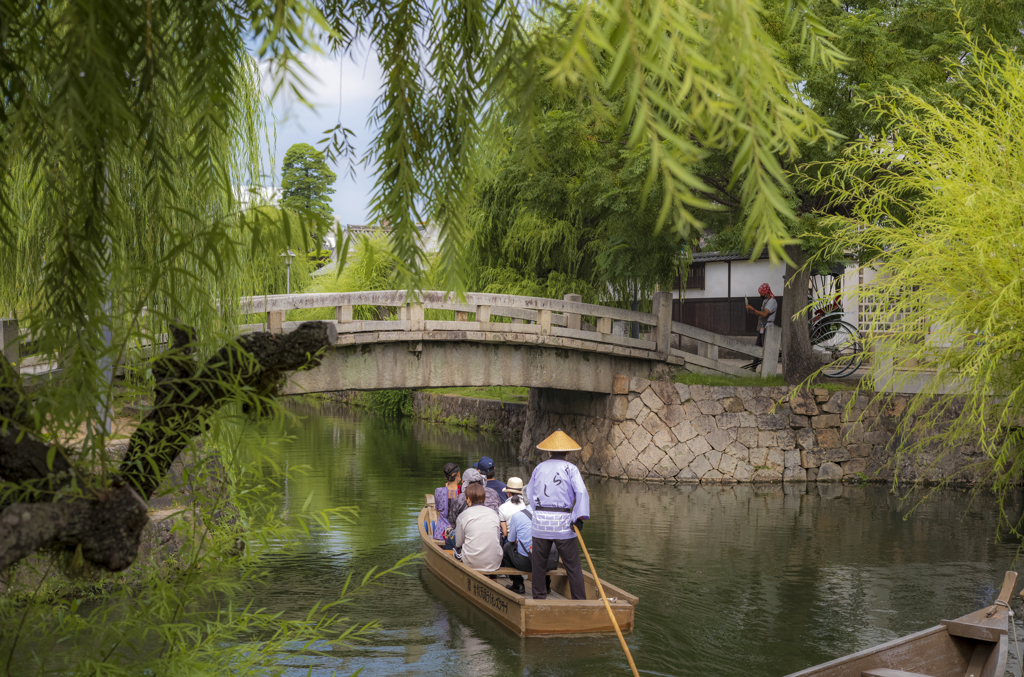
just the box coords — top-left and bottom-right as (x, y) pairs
(861, 669), (934, 677)
(487, 567), (530, 577)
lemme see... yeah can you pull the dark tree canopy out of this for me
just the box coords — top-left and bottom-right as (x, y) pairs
(697, 0), (1024, 228)
(689, 0), (1024, 379)
(281, 143), (338, 247)
(465, 16), (698, 307)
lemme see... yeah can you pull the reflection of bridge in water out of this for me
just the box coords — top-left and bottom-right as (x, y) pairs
(7, 291), (780, 392)
(243, 291), (782, 395)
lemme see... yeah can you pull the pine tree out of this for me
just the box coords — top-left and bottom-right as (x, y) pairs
(280, 143), (337, 248)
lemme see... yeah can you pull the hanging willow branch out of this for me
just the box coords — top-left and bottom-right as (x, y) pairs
(0, 321), (336, 573)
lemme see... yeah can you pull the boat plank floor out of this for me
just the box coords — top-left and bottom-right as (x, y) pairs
(491, 575), (568, 600)
(861, 670), (934, 677)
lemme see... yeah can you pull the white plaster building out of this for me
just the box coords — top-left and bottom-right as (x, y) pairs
(672, 250), (864, 336)
(671, 250), (786, 336)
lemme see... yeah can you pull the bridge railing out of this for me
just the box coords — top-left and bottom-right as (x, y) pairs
(239, 290), (779, 378)
(4, 291), (778, 379)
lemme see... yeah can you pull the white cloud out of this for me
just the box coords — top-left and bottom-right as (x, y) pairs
(259, 48), (384, 226)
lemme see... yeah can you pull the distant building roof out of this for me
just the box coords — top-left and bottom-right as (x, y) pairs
(691, 249), (771, 263)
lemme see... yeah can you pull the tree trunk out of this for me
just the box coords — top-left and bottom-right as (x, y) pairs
(0, 321), (336, 573)
(780, 244), (818, 385)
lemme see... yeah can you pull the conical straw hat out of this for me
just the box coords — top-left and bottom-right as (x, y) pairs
(537, 429), (581, 452)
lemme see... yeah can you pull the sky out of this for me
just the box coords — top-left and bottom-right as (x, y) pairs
(260, 48), (383, 227)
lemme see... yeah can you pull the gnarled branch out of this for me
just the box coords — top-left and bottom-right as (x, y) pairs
(0, 321), (336, 573)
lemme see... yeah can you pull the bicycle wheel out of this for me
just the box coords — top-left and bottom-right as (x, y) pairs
(811, 320), (863, 378)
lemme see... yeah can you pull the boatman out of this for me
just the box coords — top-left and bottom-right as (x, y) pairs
(524, 430), (590, 601)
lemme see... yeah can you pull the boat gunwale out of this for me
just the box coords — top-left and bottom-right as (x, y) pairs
(783, 625), (952, 677)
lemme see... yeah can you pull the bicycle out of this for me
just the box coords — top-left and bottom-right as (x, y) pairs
(809, 296), (864, 378)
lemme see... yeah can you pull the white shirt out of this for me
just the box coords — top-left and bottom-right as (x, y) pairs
(498, 498), (527, 526)
(454, 504), (502, 571)
(760, 297), (778, 333)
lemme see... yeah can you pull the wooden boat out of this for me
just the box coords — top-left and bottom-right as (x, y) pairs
(417, 495), (638, 636)
(787, 571), (1017, 677)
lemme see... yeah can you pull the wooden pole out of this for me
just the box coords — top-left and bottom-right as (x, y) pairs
(574, 525), (639, 677)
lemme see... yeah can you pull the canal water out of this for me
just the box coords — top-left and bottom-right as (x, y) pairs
(251, 400), (1024, 676)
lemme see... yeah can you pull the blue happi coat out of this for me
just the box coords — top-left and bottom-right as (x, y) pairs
(524, 458), (590, 539)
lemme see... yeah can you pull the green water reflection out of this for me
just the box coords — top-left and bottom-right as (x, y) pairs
(250, 400), (1024, 677)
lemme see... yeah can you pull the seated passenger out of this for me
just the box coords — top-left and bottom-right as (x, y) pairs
(497, 477), (527, 541)
(502, 499), (559, 594)
(454, 483), (502, 572)
(475, 456), (508, 502)
(448, 468), (502, 528)
(432, 463), (461, 545)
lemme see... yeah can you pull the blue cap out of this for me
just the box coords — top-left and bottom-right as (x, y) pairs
(475, 456), (495, 472)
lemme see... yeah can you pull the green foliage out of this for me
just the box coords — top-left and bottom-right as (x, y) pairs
(698, 0), (1024, 259)
(307, 249), (332, 271)
(0, 409), (418, 674)
(289, 232), (401, 321)
(807, 33), (1024, 524)
(360, 390), (414, 419)
(773, 0), (1024, 150)
(424, 386), (529, 404)
(280, 143), (337, 248)
(321, 0), (845, 291)
(466, 0), (839, 301)
(467, 87), (690, 305)
(783, 0), (1024, 225)
(0, 4), (406, 673)
(242, 206), (315, 295)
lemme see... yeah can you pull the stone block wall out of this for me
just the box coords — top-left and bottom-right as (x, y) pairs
(519, 378), (990, 484)
(411, 392), (527, 437)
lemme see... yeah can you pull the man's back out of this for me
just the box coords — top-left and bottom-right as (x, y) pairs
(524, 458), (590, 540)
(486, 478), (508, 502)
(455, 505), (502, 571)
(506, 509), (534, 558)
(450, 486), (502, 524)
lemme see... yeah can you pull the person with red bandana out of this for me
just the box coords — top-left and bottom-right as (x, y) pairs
(743, 283), (778, 372)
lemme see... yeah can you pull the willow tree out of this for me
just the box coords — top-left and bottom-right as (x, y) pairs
(466, 37), (692, 306)
(0, 0), (361, 672)
(808, 34), (1024, 524)
(0, 0), (845, 672)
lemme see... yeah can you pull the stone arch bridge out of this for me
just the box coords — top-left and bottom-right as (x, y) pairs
(239, 291), (781, 395)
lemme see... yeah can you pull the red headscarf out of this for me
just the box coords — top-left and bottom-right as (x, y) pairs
(758, 283), (774, 298)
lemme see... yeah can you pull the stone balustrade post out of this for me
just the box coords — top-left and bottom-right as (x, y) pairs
(698, 342), (719, 360)
(455, 311), (468, 322)
(476, 305), (491, 324)
(761, 324), (781, 378)
(596, 316), (612, 334)
(653, 291), (673, 357)
(335, 305), (353, 323)
(563, 293), (582, 331)
(1, 318), (20, 365)
(538, 309), (552, 335)
(267, 310), (285, 335)
(407, 303), (424, 331)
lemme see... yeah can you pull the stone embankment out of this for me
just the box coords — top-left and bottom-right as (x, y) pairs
(519, 377), (988, 484)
